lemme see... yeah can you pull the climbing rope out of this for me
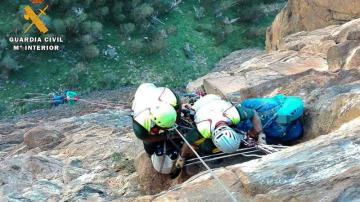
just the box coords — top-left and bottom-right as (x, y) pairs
(185, 150), (264, 167)
(184, 143), (288, 166)
(172, 126), (238, 202)
(185, 147), (258, 163)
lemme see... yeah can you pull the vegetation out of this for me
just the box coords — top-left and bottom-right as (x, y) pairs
(0, 0), (285, 117)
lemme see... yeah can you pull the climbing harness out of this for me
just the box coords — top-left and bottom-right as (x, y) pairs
(172, 125), (238, 202)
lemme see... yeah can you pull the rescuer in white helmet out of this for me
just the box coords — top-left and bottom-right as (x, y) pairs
(131, 83), (181, 174)
(175, 94), (263, 168)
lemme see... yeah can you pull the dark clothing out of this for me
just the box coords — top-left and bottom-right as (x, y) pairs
(132, 119), (164, 140)
(143, 138), (182, 157)
(183, 128), (215, 155)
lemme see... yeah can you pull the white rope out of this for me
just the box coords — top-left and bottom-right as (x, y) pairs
(186, 146), (258, 163)
(185, 150), (264, 166)
(173, 127), (238, 202)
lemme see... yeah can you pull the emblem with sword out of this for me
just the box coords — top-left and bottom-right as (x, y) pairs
(23, 5), (49, 34)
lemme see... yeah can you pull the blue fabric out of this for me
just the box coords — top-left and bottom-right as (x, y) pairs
(276, 96), (304, 124)
(52, 95), (65, 106)
(235, 119), (303, 144)
(236, 94), (303, 143)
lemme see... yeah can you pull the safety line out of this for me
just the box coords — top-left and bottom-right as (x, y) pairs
(185, 150), (264, 167)
(173, 126), (238, 202)
(185, 146), (258, 163)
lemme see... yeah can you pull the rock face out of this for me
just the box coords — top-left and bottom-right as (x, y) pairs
(188, 18), (360, 141)
(23, 127), (64, 150)
(2, 7), (360, 202)
(278, 18), (360, 71)
(0, 90), (144, 201)
(173, 17), (360, 201)
(187, 50), (328, 97)
(277, 70), (360, 141)
(266, 0), (360, 51)
(135, 152), (176, 195)
(152, 117), (360, 201)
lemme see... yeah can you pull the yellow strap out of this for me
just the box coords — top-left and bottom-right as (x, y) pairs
(194, 138), (220, 154)
(212, 148), (221, 153)
(194, 138), (206, 145)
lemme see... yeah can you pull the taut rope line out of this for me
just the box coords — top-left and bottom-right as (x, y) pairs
(173, 126), (238, 202)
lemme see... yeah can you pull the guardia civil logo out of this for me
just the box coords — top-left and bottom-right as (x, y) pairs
(8, 0), (64, 51)
(23, 0), (48, 33)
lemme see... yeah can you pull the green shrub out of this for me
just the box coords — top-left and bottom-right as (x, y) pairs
(53, 19), (66, 34)
(65, 67), (80, 88)
(0, 54), (21, 71)
(64, 17), (79, 34)
(127, 39), (144, 54)
(81, 21), (92, 34)
(83, 0), (94, 7)
(94, 0), (107, 6)
(120, 23), (136, 35)
(75, 62), (88, 73)
(132, 3), (154, 21)
(100, 72), (119, 89)
(98, 6), (110, 17)
(80, 34), (95, 45)
(245, 26), (267, 39)
(0, 38), (7, 48)
(12, 19), (23, 34)
(153, 0), (173, 13)
(82, 45), (100, 59)
(77, 13), (88, 24)
(236, 5), (264, 23)
(195, 24), (215, 35)
(91, 21), (103, 37)
(112, 2), (125, 23)
(146, 37), (166, 55)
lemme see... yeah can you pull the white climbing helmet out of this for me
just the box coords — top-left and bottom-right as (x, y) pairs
(151, 153), (176, 174)
(150, 102), (177, 128)
(212, 125), (242, 153)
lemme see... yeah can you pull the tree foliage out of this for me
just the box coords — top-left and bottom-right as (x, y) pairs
(196, 0), (285, 44)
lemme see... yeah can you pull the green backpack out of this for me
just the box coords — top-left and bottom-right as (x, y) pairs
(65, 90), (78, 105)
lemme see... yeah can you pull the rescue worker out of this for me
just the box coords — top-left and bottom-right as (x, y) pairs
(176, 94), (263, 168)
(131, 83), (182, 174)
